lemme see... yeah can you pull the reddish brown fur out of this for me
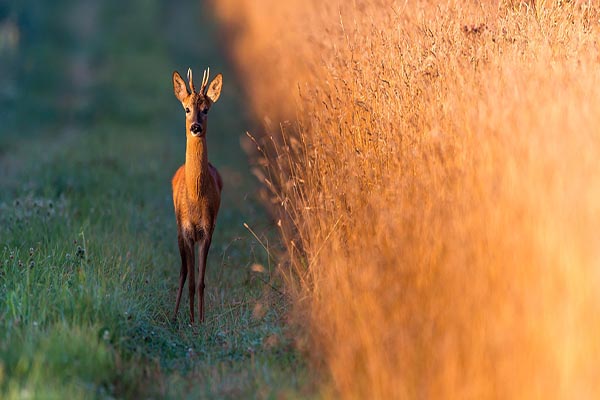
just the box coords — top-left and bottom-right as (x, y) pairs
(171, 68), (223, 323)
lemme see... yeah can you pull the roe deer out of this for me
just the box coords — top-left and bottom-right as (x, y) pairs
(171, 67), (223, 324)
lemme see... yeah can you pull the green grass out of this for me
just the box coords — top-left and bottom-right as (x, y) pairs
(0, 0), (308, 398)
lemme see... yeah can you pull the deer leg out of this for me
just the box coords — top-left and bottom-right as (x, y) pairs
(173, 234), (187, 320)
(187, 241), (196, 324)
(197, 234), (212, 323)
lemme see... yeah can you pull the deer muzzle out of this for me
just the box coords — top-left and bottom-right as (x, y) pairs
(190, 122), (203, 136)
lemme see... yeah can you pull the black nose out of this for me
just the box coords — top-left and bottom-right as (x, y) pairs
(190, 123), (202, 134)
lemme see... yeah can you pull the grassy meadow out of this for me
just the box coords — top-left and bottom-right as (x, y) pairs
(0, 0), (307, 398)
(214, 0), (600, 398)
(4, 0), (600, 399)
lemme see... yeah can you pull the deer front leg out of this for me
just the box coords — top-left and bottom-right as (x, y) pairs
(197, 235), (212, 323)
(188, 242), (196, 324)
(173, 234), (188, 320)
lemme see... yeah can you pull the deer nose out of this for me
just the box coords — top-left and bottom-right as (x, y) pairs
(190, 123), (203, 134)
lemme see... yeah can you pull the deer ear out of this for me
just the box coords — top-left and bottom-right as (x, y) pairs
(173, 71), (188, 102)
(205, 73), (223, 104)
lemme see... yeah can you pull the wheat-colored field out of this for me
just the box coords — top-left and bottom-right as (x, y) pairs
(215, 1), (600, 398)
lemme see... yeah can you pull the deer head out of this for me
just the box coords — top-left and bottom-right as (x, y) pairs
(173, 67), (223, 137)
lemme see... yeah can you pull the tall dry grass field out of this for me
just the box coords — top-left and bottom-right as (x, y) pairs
(214, 1), (600, 398)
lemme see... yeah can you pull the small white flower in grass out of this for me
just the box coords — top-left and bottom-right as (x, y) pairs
(103, 330), (110, 341)
(20, 389), (31, 399)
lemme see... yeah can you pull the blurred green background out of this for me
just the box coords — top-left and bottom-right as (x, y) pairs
(0, 0), (307, 398)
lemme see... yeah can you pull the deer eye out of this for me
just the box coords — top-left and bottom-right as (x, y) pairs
(185, 107), (190, 113)
(202, 107), (208, 115)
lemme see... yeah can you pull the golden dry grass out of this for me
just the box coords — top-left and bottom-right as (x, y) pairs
(214, 1), (600, 398)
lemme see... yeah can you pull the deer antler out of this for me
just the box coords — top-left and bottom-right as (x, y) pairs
(200, 67), (210, 94)
(187, 67), (196, 93)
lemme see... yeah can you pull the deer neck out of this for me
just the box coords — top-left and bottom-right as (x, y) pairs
(185, 134), (210, 200)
